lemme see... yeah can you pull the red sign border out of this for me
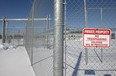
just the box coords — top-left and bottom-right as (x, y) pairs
(82, 28), (111, 48)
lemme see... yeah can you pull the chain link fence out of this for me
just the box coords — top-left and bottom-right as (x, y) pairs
(0, 19), (25, 46)
(25, 0), (116, 76)
(6, 21), (25, 46)
(65, 0), (116, 76)
(25, 0), (54, 76)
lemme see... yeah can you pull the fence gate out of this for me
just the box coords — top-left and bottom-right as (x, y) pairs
(0, 18), (26, 46)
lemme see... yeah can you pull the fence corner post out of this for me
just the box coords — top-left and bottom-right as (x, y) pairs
(53, 0), (65, 76)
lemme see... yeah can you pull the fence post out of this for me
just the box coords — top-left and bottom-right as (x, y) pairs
(5, 21), (8, 43)
(30, 0), (35, 66)
(100, 8), (103, 63)
(54, 0), (65, 76)
(84, 0), (88, 64)
(2, 17), (6, 43)
(64, 0), (67, 76)
(46, 15), (50, 48)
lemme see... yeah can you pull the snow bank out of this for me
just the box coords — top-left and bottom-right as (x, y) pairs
(0, 43), (17, 50)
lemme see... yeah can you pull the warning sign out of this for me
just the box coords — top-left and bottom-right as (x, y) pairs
(83, 28), (111, 48)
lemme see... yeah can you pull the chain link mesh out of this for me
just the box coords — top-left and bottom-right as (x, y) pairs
(7, 21), (24, 46)
(0, 20), (25, 46)
(65, 0), (116, 76)
(25, 0), (116, 76)
(25, 0), (54, 76)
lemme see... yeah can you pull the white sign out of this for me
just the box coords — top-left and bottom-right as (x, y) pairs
(83, 28), (111, 48)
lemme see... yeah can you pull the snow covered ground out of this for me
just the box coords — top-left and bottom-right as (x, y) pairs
(0, 41), (35, 76)
(65, 39), (116, 76)
(0, 38), (116, 76)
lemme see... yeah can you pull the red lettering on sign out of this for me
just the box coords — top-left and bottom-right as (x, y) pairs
(83, 28), (111, 48)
